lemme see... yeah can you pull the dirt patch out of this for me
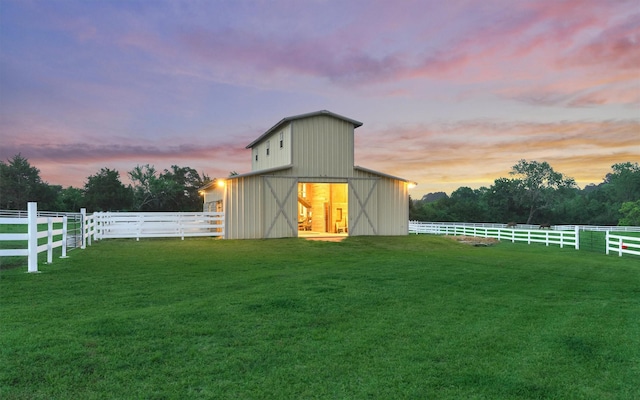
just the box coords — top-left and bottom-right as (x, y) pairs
(445, 235), (499, 247)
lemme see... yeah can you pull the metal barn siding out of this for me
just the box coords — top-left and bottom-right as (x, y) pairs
(262, 176), (298, 238)
(203, 110), (412, 239)
(291, 115), (354, 177)
(251, 124), (292, 172)
(224, 176), (264, 239)
(349, 169), (409, 236)
(348, 178), (379, 236)
(376, 177), (409, 235)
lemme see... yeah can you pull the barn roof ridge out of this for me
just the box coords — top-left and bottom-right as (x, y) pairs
(245, 110), (363, 149)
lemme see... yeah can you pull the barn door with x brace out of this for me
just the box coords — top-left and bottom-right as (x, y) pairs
(348, 178), (378, 235)
(263, 176), (298, 238)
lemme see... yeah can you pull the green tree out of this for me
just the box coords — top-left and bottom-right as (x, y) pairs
(418, 196), (455, 221)
(619, 200), (640, 226)
(448, 186), (488, 222)
(129, 164), (168, 211)
(605, 162), (640, 203)
(129, 164), (210, 211)
(83, 168), (132, 212)
(485, 177), (526, 223)
(509, 160), (576, 224)
(58, 187), (85, 212)
(0, 154), (53, 209)
(161, 165), (210, 211)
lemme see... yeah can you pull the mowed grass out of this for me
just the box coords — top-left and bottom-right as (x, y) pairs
(1, 236), (638, 399)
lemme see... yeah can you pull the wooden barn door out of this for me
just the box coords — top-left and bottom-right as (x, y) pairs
(348, 178), (378, 235)
(263, 177), (298, 238)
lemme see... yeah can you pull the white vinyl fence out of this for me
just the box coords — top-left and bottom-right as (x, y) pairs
(0, 204), (224, 272)
(0, 202), (77, 273)
(606, 232), (640, 257)
(93, 212), (224, 240)
(409, 221), (579, 249)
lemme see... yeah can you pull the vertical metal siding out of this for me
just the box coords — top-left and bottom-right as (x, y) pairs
(251, 125), (292, 172)
(350, 170), (409, 236)
(263, 176), (298, 238)
(292, 115), (354, 177)
(225, 176), (264, 239)
(376, 178), (409, 235)
(348, 178), (379, 236)
(219, 113), (409, 239)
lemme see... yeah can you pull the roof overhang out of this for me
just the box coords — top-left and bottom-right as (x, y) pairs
(198, 179), (218, 191)
(199, 165), (295, 192)
(246, 110), (363, 149)
(354, 165), (410, 182)
(226, 164), (294, 180)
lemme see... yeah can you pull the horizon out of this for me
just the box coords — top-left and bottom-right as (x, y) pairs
(1, 1), (638, 198)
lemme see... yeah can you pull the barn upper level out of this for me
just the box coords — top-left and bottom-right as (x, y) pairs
(246, 110), (363, 176)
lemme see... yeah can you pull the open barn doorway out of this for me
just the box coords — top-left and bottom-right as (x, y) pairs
(297, 183), (348, 235)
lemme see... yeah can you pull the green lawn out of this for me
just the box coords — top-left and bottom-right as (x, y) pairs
(1, 236), (638, 399)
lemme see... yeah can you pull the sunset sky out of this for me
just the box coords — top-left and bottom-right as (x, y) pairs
(1, 0), (638, 198)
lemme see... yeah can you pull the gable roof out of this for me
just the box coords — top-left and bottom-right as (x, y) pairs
(245, 110), (363, 149)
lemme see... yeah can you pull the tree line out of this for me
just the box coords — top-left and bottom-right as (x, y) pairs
(410, 160), (640, 226)
(0, 154), (211, 212)
(1, 154), (638, 225)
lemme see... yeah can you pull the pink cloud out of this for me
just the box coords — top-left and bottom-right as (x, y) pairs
(356, 119), (640, 196)
(0, 138), (252, 188)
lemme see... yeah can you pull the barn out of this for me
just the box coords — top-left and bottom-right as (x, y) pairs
(201, 110), (414, 239)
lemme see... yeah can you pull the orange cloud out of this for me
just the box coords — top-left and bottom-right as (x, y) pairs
(356, 119), (640, 197)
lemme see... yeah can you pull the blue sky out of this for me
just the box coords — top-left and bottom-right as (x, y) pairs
(1, 0), (638, 197)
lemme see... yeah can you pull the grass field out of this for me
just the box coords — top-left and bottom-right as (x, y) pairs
(1, 235), (639, 399)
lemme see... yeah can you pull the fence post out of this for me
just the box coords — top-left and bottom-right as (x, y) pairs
(574, 225), (579, 250)
(27, 202), (38, 273)
(61, 216), (69, 258)
(47, 217), (53, 264)
(87, 213), (93, 246)
(618, 237), (623, 257)
(81, 208), (87, 249)
(92, 212), (99, 242)
(605, 231), (610, 255)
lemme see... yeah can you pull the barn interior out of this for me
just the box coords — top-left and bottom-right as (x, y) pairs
(297, 183), (348, 234)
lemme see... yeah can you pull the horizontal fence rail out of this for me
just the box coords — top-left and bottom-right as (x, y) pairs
(606, 232), (640, 257)
(94, 212), (224, 240)
(0, 203), (77, 272)
(409, 221), (579, 250)
(409, 221), (640, 232)
(1, 209), (84, 251)
(555, 225), (640, 233)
